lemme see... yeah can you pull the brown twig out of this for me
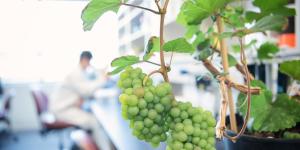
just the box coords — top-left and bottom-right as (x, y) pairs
(203, 59), (260, 94)
(143, 69), (163, 86)
(121, 2), (160, 14)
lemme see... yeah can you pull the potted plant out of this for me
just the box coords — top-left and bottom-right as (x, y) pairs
(81, 0), (299, 150)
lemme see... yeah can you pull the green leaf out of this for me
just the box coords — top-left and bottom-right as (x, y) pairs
(238, 80), (300, 132)
(280, 60), (300, 81)
(192, 31), (205, 48)
(228, 54), (237, 67)
(257, 42), (279, 59)
(163, 38), (194, 53)
(193, 39), (213, 61)
(178, 0), (232, 25)
(143, 36), (160, 60)
(109, 55), (140, 75)
(232, 39), (257, 53)
(81, 0), (121, 31)
(246, 0), (296, 22)
(218, 32), (233, 39)
(250, 15), (288, 32)
(185, 25), (199, 39)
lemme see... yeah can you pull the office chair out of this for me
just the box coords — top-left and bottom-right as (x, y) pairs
(31, 89), (76, 150)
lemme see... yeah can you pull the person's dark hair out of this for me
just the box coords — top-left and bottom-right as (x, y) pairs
(80, 51), (93, 60)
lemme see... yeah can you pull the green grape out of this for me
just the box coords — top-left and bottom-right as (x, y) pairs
(174, 118), (182, 123)
(138, 99), (147, 109)
(154, 115), (162, 123)
(148, 109), (158, 120)
(192, 114), (202, 123)
(183, 119), (192, 125)
(124, 88), (133, 95)
(177, 131), (188, 142)
(155, 85), (168, 97)
(208, 127), (215, 136)
(184, 125), (194, 135)
(144, 118), (154, 127)
(170, 107), (181, 117)
(200, 122), (208, 129)
(172, 141), (183, 150)
(160, 95), (172, 106)
(151, 135), (161, 144)
(120, 71), (129, 80)
(128, 106), (139, 116)
(133, 87), (145, 98)
(160, 133), (167, 141)
(153, 96), (160, 103)
(207, 137), (215, 145)
(155, 103), (164, 113)
(184, 142), (193, 150)
(200, 131), (208, 139)
(144, 92), (154, 102)
(175, 123), (184, 132)
(192, 137), (200, 144)
(119, 94), (128, 104)
(180, 111), (189, 119)
(134, 121), (144, 131)
(139, 109), (148, 117)
(199, 139), (207, 148)
(127, 95), (138, 106)
(193, 128), (201, 137)
(187, 107), (197, 116)
(122, 78), (132, 88)
(150, 124), (161, 134)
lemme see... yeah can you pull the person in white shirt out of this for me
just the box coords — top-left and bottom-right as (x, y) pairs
(49, 51), (111, 150)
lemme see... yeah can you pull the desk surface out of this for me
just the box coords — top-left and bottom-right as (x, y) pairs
(91, 97), (166, 150)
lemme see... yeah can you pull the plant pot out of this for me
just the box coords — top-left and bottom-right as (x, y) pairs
(224, 131), (300, 150)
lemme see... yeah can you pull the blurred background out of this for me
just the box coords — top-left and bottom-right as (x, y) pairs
(0, 0), (299, 150)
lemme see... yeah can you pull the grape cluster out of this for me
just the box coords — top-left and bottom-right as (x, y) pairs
(117, 67), (216, 149)
(166, 101), (216, 150)
(118, 67), (173, 146)
(283, 131), (300, 139)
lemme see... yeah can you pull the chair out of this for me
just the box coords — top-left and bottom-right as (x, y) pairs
(0, 93), (12, 130)
(31, 89), (76, 150)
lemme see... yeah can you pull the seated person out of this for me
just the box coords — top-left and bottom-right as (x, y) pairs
(49, 51), (111, 150)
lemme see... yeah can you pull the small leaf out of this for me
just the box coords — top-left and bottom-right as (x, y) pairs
(228, 54), (237, 67)
(257, 42), (279, 59)
(245, 0), (296, 22)
(178, 0), (233, 25)
(193, 39), (213, 61)
(143, 36), (160, 60)
(109, 55), (140, 75)
(192, 31), (205, 48)
(250, 15), (288, 32)
(232, 39), (257, 53)
(279, 60), (300, 81)
(163, 38), (194, 53)
(81, 0), (122, 31)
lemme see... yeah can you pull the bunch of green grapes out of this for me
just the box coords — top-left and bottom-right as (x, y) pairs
(118, 67), (174, 146)
(283, 131), (300, 139)
(166, 101), (216, 150)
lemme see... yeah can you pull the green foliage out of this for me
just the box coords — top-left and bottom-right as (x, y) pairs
(279, 60), (300, 81)
(228, 54), (237, 67)
(163, 38), (194, 53)
(81, 0), (122, 31)
(257, 42), (279, 60)
(223, 6), (245, 28)
(246, 0), (296, 22)
(235, 15), (288, 36)
(109, 55), (140, 75)
(185, 25), (199, 39)
(193, 39), (213, 61)
(238, 80), (300, 132)
(178, 0), (232, 25)
(232, 39), (257, 53)
(143, 36), (160, 60)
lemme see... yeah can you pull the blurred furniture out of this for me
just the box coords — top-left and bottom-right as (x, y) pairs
(0, 93), (12, 131)
(31, 89), (76, 150)
(31, 89), (99, 150)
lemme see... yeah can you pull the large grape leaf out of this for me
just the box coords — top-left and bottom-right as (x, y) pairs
(246, 0), (296, 22)
(81, 0), (122, 31)
(109, 55), (140, 75)
(238, 80), (300, 132)
(178, 0), (232, 25)
(163, 38), (194, 53)
(257, 42), (279, 60)
(279, 60), (300, 81)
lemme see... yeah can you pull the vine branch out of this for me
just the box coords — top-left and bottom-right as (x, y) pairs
(121, 2), (160, 14)
(156, 0), (170, 82)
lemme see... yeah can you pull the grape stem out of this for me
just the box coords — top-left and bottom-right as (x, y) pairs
(156, 0), (170, 82)
(143, 60), (161, 66)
